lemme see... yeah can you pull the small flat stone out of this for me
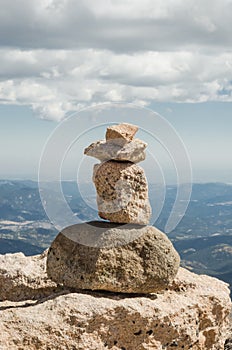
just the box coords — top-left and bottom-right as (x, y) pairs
(106, 123), (138, 145)
(93, 161), (151, 224)
(46, 222), (180, 293)
(84, 138), (147, 163)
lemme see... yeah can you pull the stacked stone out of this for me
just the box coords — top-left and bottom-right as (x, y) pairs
(84, 123), (152, 225)
(46, 123), (180, 294)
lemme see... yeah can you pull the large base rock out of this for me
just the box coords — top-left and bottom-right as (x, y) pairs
(93, 161), (152, 224)
(46, 222), (180, 293)
(0, 256), (231, 350)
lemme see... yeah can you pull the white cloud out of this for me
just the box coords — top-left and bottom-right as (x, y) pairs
(0, 0), (232, 120)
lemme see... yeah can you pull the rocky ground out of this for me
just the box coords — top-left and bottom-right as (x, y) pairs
(0, 251), (231, 350)
(225, 314), (232, 350)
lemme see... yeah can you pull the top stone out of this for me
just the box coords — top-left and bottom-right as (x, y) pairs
(106, 123), (138, 145)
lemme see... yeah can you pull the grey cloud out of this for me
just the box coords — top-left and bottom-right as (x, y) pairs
(0, 0), (232, 52)
(1, 0), (232, 120)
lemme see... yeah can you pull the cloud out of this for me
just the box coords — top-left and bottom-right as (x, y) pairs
(0, 0), (232, 120)
(1, 0), (232, 51)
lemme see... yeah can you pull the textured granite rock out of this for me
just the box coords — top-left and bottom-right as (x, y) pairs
(93, 161), (151, 224)
(0, 253), (231, 350)
(225, 313), (232, 350)
(0, 250), (64, 301)
(106, 123), (138, 145)
(225, 338), (232, 350)
(46, 223), (180, 293)
(84, 138), (147, 163)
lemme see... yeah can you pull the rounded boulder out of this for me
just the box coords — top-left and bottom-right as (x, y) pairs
(47, 222), (180, 294)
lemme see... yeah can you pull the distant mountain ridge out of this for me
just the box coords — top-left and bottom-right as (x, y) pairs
(0, 180), (231, 291)
(0, 237), (43, 256)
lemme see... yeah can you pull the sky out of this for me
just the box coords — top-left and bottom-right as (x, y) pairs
(0, 0), (232, 183)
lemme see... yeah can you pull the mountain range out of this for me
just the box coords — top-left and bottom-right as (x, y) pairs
(0, 180), (231, 291)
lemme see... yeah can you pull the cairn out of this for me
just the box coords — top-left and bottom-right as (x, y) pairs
(46, 123), (180, 294)
(84, 123), (152, 224)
